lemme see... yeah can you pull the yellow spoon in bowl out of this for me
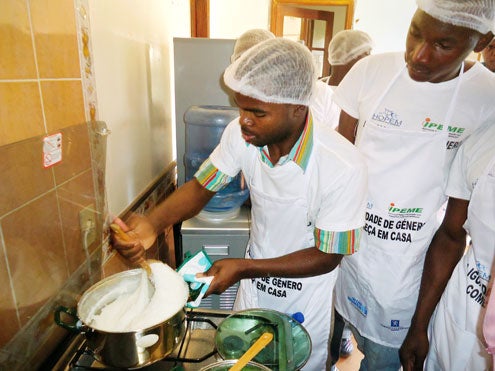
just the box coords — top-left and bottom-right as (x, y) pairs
(229, 332), (273, 371)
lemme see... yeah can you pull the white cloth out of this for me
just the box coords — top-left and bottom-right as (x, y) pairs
(333, 51), (495, 348)
(310, 80), (340, 129)
(210, 112), (367, 370)
(425, 123), (495, 371)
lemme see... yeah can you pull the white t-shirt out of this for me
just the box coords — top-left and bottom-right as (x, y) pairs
(334, 52), (495, 179)
(310, 80), (341, 129)
(425, 123), (495, 371)
(333, 52), (495, 347)
(209, 112), (367, 233)
(446, 123), (495, 200)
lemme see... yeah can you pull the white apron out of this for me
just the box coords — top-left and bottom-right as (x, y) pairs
(426, 153), (495, 371)
(335, 64), (463, 348)
(234, 151), (337, 370)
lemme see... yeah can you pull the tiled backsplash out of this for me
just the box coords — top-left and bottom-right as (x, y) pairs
(0, 1), (177, 369)
(0, 122), (101, 367)
(1, 0), (91, 360)
(1, 0), (86, 147)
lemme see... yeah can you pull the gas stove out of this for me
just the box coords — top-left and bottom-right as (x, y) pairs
(53, 308), (233, 370)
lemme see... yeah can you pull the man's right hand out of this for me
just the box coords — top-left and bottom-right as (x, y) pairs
(110, 214), (158, 263)
(399, 328), (429, 371)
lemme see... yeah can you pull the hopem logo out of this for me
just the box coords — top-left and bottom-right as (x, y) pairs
(388, 202), (423, 219)
(348, 296), (368, 317)
(372, 108), (402, 127)
(476, 261), (491, 282)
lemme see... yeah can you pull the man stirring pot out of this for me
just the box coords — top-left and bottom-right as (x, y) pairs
(111, 38), (368, 370)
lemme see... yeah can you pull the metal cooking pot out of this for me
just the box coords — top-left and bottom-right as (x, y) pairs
(55, 268), (188, 369)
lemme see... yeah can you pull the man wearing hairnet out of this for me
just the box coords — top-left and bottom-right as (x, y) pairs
(482, 36), (495, 72)
(400, 114), (495, 371)
(332, 0), (495, 369)
(313, 30), (373, 131)
(230, 28), (276, 63)
(112, 38), (368, 370)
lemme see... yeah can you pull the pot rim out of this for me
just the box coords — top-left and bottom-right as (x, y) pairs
(77, 267), (188, 334)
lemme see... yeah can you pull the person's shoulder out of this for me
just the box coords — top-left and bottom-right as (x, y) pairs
(464, 61), (495, 86)
(359, 51), (403, 67)
(221, 117), (250, 149)
(312, 80), (334, 98)
(455, 123), (495, 187)
(455, 123), (495, 171)
(345, 51), (404, 82)
(314, 79), (333, 92)
(223, 117), (241, 136)
(463, 123), (495, 151)
(461, 62), (495, 113)
(313, 123), (366, 170)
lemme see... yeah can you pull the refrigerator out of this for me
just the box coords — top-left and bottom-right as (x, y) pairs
(173, 37), (250, 309)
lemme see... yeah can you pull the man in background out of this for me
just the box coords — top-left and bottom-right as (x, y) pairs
(482, 36), (495, 72)
(230, 28), (275, 63)
(332, 0), (495, 369)
(400, 122), (495, 370)
(313, 29), (373, 130)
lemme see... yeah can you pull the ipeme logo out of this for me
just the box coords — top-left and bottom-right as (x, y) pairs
(372, 108), (402, 127)
(388, 202), (423, 219)
(421, 117), (465, 139)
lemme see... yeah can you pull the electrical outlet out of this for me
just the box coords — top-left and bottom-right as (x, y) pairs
(79, 204), (96, 247)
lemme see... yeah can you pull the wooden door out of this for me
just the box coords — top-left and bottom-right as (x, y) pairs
(272, 5), (334, 77)
(190, 0), (209, 37)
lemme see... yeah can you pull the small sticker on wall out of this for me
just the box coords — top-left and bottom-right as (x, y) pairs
(43, 133), (63, 168)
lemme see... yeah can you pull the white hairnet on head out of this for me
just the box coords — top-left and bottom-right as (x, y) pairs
(224, 38), (316, 105)
(231, 29), (276, 62)
(328, 30), (373, 65)
(416, 0), (495, 34)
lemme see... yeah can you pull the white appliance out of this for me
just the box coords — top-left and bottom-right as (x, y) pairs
(173, 38), (250, 310)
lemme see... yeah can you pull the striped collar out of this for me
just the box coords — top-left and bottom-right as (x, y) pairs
(254, 110), (313, 171)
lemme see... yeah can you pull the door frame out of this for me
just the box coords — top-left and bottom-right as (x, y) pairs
(190, 0), (209, 37)
(273, 5), (335, 76)
(270, 0), (354, 31)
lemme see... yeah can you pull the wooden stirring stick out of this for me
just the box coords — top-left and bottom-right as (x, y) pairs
(229, 332), (273, 371)
(109, 223), (153, 277)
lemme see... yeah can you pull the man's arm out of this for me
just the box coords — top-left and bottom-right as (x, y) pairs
(400, 197), (469, 371)
(111, 179), (215, 262)
(202, 247), (344, 295)
(147, 178), (215, 232)
(337, 110), (359, 144)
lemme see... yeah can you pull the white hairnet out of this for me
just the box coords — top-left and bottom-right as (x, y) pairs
(231, 29), (276, 62)
(224, 38), (316, 105)
(416, 0), (495, 34)
(328, 30), (373, 65)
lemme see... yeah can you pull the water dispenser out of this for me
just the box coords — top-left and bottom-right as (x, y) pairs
(184, 105), (250, 221)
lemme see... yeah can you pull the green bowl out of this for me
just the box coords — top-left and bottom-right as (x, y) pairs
(215, 309), (311, 371)
(200, 360), (270, 371)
